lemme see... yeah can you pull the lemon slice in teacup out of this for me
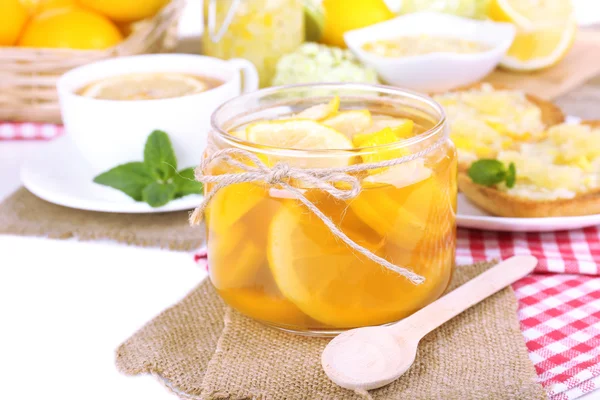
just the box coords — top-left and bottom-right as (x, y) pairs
(80, 73), (209, 100)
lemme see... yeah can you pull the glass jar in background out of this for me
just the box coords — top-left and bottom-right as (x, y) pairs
(202, 0), (304, 87)
(203, 83), (458, 335)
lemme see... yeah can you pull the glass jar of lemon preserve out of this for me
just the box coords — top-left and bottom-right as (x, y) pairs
(199, 83), (457, 335)
(202, 0), (304, 88)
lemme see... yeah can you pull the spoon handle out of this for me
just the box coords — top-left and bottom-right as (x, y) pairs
(390, 255), (538, 340)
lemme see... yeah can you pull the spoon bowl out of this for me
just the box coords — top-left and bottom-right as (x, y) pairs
(321, 326), (417, 391)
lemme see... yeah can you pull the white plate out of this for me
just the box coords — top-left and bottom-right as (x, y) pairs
(21, 135), (202, 213)
(457, 193), (600, 232)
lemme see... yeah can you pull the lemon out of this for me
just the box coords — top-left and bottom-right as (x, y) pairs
(208, 226), (265, 289)
(218, 288), (309, 326)
(364, 116), (414, 137)
(205, 183), (271, 289)
(353, 126), (411, 167)
(205, 183), (267, 235)
(489, 0), (573, 29)
(80, 73), (208, 100)
(267, 194), (409, 327)
(488, 0), (576, 71)
(322, 110), (372, 138)
(246, 119), (353, 151)
(500, 19), (577, 71)
(21, 0), (76, 14)
(0, 0), (28, 46)
(78, 0), (169, 22)
(19, 7), (122, 49)
(321, 0), (393, 48)
(295, 96), (340, 120)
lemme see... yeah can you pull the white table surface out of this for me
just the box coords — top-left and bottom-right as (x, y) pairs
(3, 1), (600, 399)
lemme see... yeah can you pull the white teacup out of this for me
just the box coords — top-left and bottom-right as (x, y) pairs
(57, 54), (258, 173)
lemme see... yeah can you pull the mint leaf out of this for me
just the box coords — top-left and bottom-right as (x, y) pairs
(144, 130), (177, 181)
(142, 182), (177, 208)
(173, 167), (204, 198)
(93, 162), (155, 201)
(505, 162), (516, 188)
(468, 159), (507, 187)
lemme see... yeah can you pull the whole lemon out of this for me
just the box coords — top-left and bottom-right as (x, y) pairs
(77, 0), (169, 22)
(0, 0), (29, 46)
(19, 7), (123, 49)
(321, 0), (393, 48)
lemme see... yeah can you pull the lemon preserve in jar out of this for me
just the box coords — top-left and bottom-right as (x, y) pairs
(202, 0), (304, 87)
(195, 83), (457, 335)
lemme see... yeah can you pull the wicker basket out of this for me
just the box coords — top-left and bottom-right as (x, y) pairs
(0, 0), (186, 123)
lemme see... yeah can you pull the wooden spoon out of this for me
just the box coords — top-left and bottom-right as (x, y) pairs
(321, 255), (537, 391)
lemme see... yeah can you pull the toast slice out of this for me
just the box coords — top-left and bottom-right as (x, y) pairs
(435, 83), (565, 172)
(458, 173), (600, 217)
(458, 121), (600, 218)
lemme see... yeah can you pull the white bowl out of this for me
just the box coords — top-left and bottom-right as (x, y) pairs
(344, 12), (516, 93)
(57, 54), (259, 174)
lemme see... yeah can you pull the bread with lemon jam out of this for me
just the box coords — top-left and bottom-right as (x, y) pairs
(459, 121), (600, 218)
(434, 83), (564, 172)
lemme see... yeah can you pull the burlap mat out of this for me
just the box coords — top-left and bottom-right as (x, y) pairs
(0, 188), (204, 250)
(116, 262), (546, 400)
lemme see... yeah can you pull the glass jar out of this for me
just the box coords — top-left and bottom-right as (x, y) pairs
(202, 83), (457, 335)
(202, 0), (304, 88)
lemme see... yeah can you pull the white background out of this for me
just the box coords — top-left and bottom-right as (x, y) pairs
(2, 1), (600, 399)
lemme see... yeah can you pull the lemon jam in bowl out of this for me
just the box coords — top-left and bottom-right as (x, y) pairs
(202, 83), (457, 335)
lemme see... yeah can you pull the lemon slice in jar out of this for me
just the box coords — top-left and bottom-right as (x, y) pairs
(295, 96), (340, 120)
(364, 116), (414, 138)
(350, 160), (455, 252)
(322, 110), (372, 138)
(267, 192), (427, 328)
(218, 288), (309, 326)
(80, 73), (209, 100)
(246, 119), (353, 150)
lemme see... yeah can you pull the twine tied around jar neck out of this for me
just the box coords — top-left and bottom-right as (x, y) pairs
(190, 143), (445, 285)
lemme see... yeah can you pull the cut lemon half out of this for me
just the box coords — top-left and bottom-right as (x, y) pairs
(295, 96), (340, 120)
(322, 110), (372, 138)
(500, 18), (577, 71)
(80, 73), (209, 100)
(246, 119), (353, 150)
(488, 0), (574, 30)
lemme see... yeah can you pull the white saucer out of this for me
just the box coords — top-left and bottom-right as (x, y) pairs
(457, 193), (600, 232)
(21, 135), (203, 213)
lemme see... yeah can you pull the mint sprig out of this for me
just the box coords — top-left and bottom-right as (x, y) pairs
(468, 159), (517, 189)
(93, 130), (203, 207)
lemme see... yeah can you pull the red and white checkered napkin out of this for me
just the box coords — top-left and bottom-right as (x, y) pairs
(457, 227), (600, 400)
(0, 122), (63, 140)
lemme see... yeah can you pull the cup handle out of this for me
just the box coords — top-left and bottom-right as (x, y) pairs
(227, 58), (259, 93)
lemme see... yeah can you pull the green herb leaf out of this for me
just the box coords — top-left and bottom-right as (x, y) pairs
(173, 167), (204, 198)
(142, 182), (177, 208)
(144, 130), (177, 181)
(93, 162), (155, 201)
(467, 159), (507, 187)
(505, 162), (517, 188)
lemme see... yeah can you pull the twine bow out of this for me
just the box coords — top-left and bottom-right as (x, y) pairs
(191, 147), (430, 285)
